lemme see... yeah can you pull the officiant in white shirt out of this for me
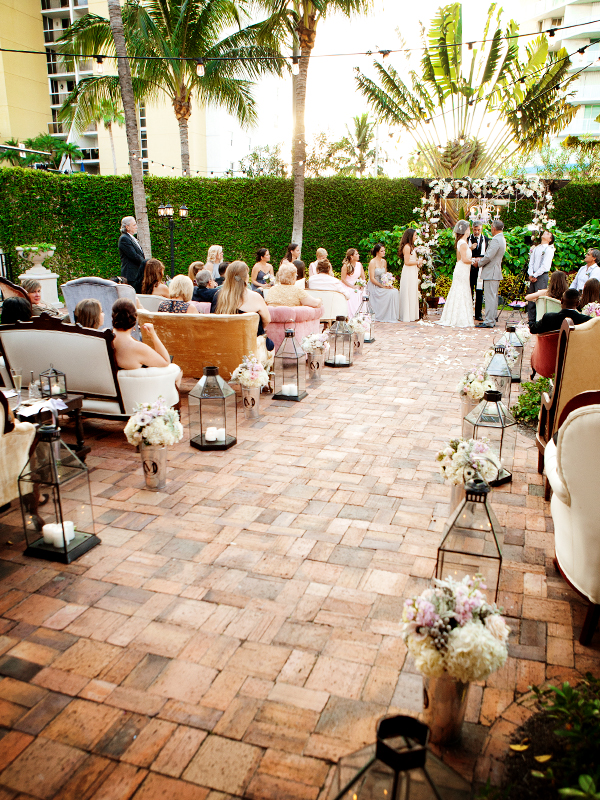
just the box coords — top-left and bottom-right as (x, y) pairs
(118, 216), (146, 293)
(469, 222), (488, 322)
(570, 248), (600, 291)
(308, 259), (354, 315)
(527, 230), (555, 326)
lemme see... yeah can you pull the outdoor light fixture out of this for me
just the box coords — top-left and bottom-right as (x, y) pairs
(164, 203), (174, 217)
(95, 56), (104, 74)
(325, 316), (353, 368)
(40, 365), (67, 400)
(273, 329), (307, 401)
(548, 28), (555, 37)
(463, 389), (517, 486)
(355, 295), (375, 343)
(196, 58), (205, 77)
(459, 137), (465, 146)
(380, 49), (391, 59)
(156, 203), (190, 277)
(467, 41), (473, 50)
(485, 344), (512, 406)
(497, 322), (524, 383)
(179, 204), (188, 218)
(157, 203), (165, 217)
(292, 56), (300, 75)
(516, 109), (522, 118)
(188, 366), (237, 451)
(519, 76), (526, 87)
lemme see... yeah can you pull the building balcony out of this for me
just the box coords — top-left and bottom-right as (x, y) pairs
(81, 148), (99, 161)
(41, 0), (71, 15)
(47, 122), (68, 137)
(46, 61), (75, 77)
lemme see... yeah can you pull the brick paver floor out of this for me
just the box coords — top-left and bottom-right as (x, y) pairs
(0, 315), (598, 799)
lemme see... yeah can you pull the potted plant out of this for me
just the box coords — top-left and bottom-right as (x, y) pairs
(15, 243), (56, 270)
(230, 355), (270, 419)
(124, 397), (183, 491)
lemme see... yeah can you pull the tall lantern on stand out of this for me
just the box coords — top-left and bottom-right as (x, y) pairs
(463, 389), (517, 485)
(496, 323), (524, 383)
(188, 366), (237, 450)
(325, 316), (354, 368)
(272, 329), (307, 401)
(486, 344), (513, 406)
(355, 294), (375, 343)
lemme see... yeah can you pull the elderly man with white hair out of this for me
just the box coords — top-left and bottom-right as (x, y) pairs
(118, 216), (146, 293)
(192, 269), (219, 303)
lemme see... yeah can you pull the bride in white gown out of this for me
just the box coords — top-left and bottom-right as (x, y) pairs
(438, 219), (474, 328)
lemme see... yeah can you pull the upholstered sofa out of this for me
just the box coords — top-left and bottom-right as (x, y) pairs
(265, 305), (322, 353)
(137, 309), (261, 380)
(535, 295), (562, 321)
(61, 277), (136, 331)
(0, 317), (179, 419)
(137, 295), (211, 315)
(0, 391), (36, 508)
(530, 330), (560, 379)
(304, 289), (348, 325)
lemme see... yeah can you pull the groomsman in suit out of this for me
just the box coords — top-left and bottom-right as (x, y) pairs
(118, 216), (146, 293)
(469, 221), (488, 322)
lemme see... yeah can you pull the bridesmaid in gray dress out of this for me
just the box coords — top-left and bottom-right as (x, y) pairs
(367, 244), (400, 322)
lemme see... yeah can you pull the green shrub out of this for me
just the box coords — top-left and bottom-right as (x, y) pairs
(512, 376), (552, 424)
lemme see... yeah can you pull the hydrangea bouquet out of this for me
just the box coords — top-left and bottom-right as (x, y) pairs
(402, 575), (509, 682)
(437, 437), (499, 485)
(514, 322), (531, 345)
(483, 342), (519, 368)
(582, 302), (600, 318)
(380, 272), (397, 288)
(347, 316), (369, 334)
(301, 332), (330, 353)
(124, 397), (183, 447)
(230, 355), (269, 388)
(457, 367), (496, 400)
(354, 278), (367, 292)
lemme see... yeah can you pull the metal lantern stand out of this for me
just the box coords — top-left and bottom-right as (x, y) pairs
(436, 478), (504, 602)
(272, 329), (307, 401)
(40, 364), (67, 399)
(157, 202), (189, 279)
(355, 294), (375, 343)
(18, 423), (100, 564)
(486, 344), (513, 407)
(463, 389), (517, 486)
(188, 366), (237, 450)
(325, 316), (354, 368)
(497, 322), (524, 383)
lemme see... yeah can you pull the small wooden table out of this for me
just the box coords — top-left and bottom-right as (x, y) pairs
(10, 393), (90, 461)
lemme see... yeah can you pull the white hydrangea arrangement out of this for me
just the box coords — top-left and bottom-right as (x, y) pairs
(582, 301), (600, 318)
(347, 316), (369, 334)
(437, 437), (500, 485)
(402, 575), (509, 683)
(514, 322), (531, 345)
(230, 355), (269, 388)
(124, 397), (183, 447)
(483, 342), (519, 368)
(457, 366), (496, 400)
(301, 332), (330, 352)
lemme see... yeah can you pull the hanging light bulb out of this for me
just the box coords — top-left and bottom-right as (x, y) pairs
(380, 49), (391, 59)
(459, 136), (465, 146)
(519, 76), (526, 88)
(467, 42), (473, 50)
(516, 109), (522, 119)
(95, 56), (104, 74)
(548, 28), (555, 37)
(424, 117), (430, 124)
(292, 56), (299, 76)
(196, 58), (205, 77)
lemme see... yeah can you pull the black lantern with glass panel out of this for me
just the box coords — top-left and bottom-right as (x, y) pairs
(436, 478), (503, 602)
(327, 714), (471, 800)
(18, 423), (100, 564)
(273, 329), (307, 401)
(355, 294), (375, 343)
(188, 366), (237, 450)
(40, 365), (67, 399)
(496, 323), (524, 383)
(463, 389), (517, 485)
(325, 316), (353, 368)
(485, 344), (512, 406)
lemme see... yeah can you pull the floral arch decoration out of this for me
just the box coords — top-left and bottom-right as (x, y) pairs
(413, 176), (557, 296)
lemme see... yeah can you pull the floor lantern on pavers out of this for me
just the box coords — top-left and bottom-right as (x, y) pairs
(496, 322), (524, 383)
(18, 423), (100, 563)
(327, 714), (471, 799)
(485, 344), (512, 406)
(272, 328), (307, 401)
(355, 294), (375, 343)
(463, 389), (516, 486)
(40, 364), (67, 399)
(325, 316), (353, 368)
(189, 366), (237, 450)
(436, 478), (503, 602)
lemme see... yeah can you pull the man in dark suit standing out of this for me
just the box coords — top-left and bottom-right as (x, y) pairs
(118, 216), (146, 293)
(469, 221), (488, 322)
(530, 289), (591, 334)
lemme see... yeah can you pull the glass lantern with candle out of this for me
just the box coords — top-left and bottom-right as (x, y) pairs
(325, 316), (354, 368)
(188, 366), (237, 450)
(495, 323), (524, 383)
(485, 344), (512, 406)
(355, 294), (375, 343)
(18, 423), (100, 564)
(436, 478), (503, 602)
(40, 365), (67, 399)
(463, 389), (517, 486)
(273, 329), (307, 401)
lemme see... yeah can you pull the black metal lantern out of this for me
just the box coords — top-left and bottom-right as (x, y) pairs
(485, 344), (512, 406)
(273, 329), (307, 401)
(188, 366), (237, 450)
(496, 323), (524, 383)
(18, 423), (100, 564)
(325, 316), (353, 368)
(463, 389), (517, 485)
(355, 294), (375, 343)
(40, 365), (67, 399)
(327, 715), (471, 800)
(436, 478), (503, 602)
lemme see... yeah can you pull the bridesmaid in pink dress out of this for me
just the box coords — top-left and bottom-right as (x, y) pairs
(341, 248), (366, 317)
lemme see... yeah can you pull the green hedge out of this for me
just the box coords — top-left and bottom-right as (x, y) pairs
(0, 169), (421, 284)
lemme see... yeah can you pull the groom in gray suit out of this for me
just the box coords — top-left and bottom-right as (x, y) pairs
(473, 219), (506, 328)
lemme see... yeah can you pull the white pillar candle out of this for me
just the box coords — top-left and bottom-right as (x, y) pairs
(42, 524), (57, 544)
(62, 521), (75, 542)
(216, 428), (226, 442)
(205, 427), (217, 441)
(335, 355), (348, 364)
(51, 383), (62, 395)
(282, 384), (298, 396)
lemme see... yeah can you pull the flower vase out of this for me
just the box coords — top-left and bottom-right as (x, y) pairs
(460, 395), (479, 435)
(423, 674), (470, 745)
(139, 443), (167, 491)
(242, 386), (260, 420)
(352, 332), (364, 357)
(306, 351), (324, 380)
(449, 483), (465, 514)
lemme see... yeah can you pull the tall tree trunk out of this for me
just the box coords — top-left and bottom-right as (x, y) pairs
(291, 42), (311, 246)
(107, 0), (151, 256)
(106, 121), (118, 175)
(174, 93), (192, 176)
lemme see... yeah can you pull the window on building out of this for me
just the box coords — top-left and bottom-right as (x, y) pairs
(551, 17), (563, 27)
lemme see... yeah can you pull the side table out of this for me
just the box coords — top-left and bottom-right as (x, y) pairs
(12, 393), (90, 461)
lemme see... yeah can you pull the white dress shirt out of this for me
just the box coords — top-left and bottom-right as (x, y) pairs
(571, 263), (600, 291)
(128, 232), (143, 252)
(528, 244), (555, 279)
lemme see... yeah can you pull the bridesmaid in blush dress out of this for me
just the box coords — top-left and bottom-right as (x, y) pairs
(367, 244), (400, 322)
(398, 228), (421, 322)
(341, 248), (366, 317)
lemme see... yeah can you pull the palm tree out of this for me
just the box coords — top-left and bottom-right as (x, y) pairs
(59, 0), (290, 177)
(54, 140), (84, 172)
(0, 138), (25, 166)
(336, 113), (377, 176)
(355, 3), (578, 210)
(258, 0), (372, 244)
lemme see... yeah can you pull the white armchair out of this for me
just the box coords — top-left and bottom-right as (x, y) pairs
(545, 403), (600, 645)
(117, 363), (181, 415)
(304, 289), (348, 325)
(0, 393), (36, 509)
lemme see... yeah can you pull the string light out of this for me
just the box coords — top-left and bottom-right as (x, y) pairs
(519, 76), (526, 87)
(196, 58), (204, 77)
(467, 42), (473, 51)
(516, 109), (522, 118)
(291, 56), (299, 75)
(95, 56), (104, 74)
(548, 28), (556, 37)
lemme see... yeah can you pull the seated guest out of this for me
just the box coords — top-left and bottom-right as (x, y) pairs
(308, 260), (354, 311)
(22, 279), (69, 320)
(141, 258), (169, 298)
(530, 288), (591, 334)
(157, 275), (199, 315)
(188, 261), (204, 283)
(570, 249), (600, 290)
(207, 245), (224, 281)
(251, 249), (274, 289)
(74, 299), (104, 329)
(1, 297), (32, 325)
(214, 261), (273, 351)
(280, 243), (300, 270)
(309, 248), (328, 277)
(111, 298), (170, 369)
(192, 269), (219, 303)
(267, 264), (322, 308)
(525, 269), (569, 303)
(215, 262), (228, 286)
(295, 261), (306, 287)
(579, 277), (600, 310)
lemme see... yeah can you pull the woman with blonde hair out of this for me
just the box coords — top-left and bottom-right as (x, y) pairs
(74, 298), (104, 329)
(207, 245), (224, 281)
(308, 247), (328, 277)
(188, 260), (205, 282)
(157, 275), (199, 314)
(141, 258), (169, 297)
(214, 261), (274, 353)
(267, 264), (322, 308)
(341, 248), (365, 316)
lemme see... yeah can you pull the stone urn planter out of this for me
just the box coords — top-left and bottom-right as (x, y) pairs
(16, 245), (62, 308)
